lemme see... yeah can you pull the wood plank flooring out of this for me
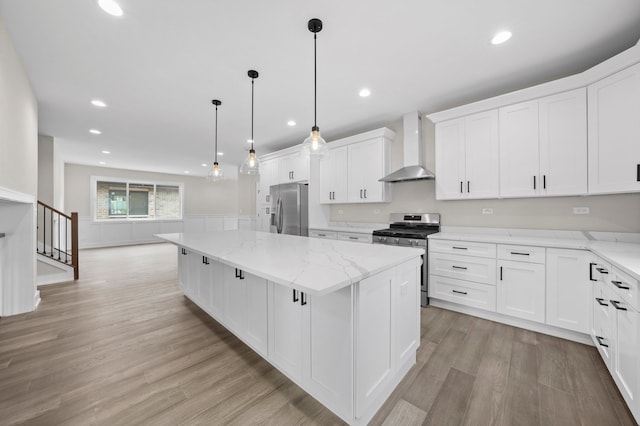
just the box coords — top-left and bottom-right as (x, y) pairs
(0, 243), (636, 425)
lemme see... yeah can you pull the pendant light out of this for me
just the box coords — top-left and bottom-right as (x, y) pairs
(240, 70), (260, 175)
(207, 99), (224, 182)
(301, 18), (328, 156)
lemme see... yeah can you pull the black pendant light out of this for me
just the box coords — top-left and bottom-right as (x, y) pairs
(207, 99), (224, 182)
(240, 70), (260, 175)
(301, 18), (328, 156)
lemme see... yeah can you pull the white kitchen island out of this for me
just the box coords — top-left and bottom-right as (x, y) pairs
(155, 230), (423, 425)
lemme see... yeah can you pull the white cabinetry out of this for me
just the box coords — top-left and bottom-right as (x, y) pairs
(499, 89), (587, 198)
(279, 153), (308, 183)
(435, 110), (499, 200)
(497, 245), (546, 323)
(588, 62), (640, 194)
(347, 137), (390, 203)
(309, 228), (372, 243)
(546, 248), (591, 333)
(318, 146), (348, 203)
(269, 283), (305, 380)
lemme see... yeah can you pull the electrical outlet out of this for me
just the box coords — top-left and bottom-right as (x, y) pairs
(373, 209), (380, 215)
(573, 207), (590, 215)
(482, 208), (493, 215)
(338, 209), (344, 215)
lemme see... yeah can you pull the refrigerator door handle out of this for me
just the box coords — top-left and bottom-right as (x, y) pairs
(277, 198), (284, 234)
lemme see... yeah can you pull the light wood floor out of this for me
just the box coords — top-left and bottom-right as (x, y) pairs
(0, 243), (636, 425)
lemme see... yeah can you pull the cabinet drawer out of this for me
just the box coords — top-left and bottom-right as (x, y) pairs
(610, 266), (639, 312)
(429, 275), (496, 312)
(497, 244), (545, 264)
(429, 239), (496, 258)
(309, 230), (338, 240)
(337, 232), (372, 244)
(429, 252), (497, 285)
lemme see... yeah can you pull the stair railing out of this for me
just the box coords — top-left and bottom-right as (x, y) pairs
(36, 201), (79, 280)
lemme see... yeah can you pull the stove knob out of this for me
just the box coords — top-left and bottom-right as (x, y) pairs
(394, 238), (400, 244)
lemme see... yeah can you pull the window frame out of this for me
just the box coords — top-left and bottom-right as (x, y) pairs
(91, 176), (184, 222)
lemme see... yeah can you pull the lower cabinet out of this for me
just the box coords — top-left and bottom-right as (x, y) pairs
(612, 297), (639, 418)
(497, 259), (546, 323)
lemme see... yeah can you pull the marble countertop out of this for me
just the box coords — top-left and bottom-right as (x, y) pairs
(156, 230), (422, 296)
(429, 231), (640, 282)
(309, 222), (386, 234)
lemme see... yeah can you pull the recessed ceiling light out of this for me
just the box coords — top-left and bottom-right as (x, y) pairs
(491, 30), (512, 45)
(101, 150), (110, 154)
(91, 99), (107, 108)
(98, 0), (123, 17)
(184, 171), (190, 174)
(287, 120), (296, 127)
(99, 161), (106, 165)
(359, 88), (371, 97)
(89, 129), (102, 134)
(217, 152), (224, 156)
(201, 163), (207, 167)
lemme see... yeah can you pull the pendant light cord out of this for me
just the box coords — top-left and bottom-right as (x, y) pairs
(214, 104), (218, 162)
(251, 77), (255, 149)
(314, 32), (317, 128)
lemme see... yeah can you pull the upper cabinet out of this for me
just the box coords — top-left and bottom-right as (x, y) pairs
(316, 128), (393, 205)
(588, 62), (640, 195)
(499, 89), (587, 198)
(435, 110), (499, 200)
(279, 153), (309, 184)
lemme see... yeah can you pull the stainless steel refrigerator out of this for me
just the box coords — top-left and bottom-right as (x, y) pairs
(270, 183), (308, 236)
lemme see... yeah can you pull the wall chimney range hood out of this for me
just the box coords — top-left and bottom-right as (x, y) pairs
(379, 111), (435, 182)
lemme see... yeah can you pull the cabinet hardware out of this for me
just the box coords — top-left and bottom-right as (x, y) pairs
(500, 266), (503, 280)
(181, 248), (187, 255)
(611, 300), (627, 311)
(349, 236), (358, 240)
(533, 175), (536, 190)
(452, 289), (467, 295)
(266, 195), (270, 202)
(637, 164), (639, 182)
(460, 181), (463, 194)
(589, 262), (597, 281)
(202, 256), (209, 265)
(510, 251), (530, 256)
(266, 207), (270, 214)
(360, 189), (363, 199)
(467, 181), (470, 193)
(452, 265), (467, 270)
(452, 246), (468, 250)
(364, 189), (367, 199)
(595, 336), (609, 347)
(612, 280), (631, 290)
(543, 175), (546, 189)
(595, 267), (608, 274)
(318, 233), (326, 237)
(332, 191), (335, 200)
(235, 268), (245, 279)
(301, 292), (307, 306)
(596, 297), (609, 306)
(293, 289), (299, 302)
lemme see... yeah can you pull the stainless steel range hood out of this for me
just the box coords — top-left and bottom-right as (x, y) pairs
(379, 111), (435, 182)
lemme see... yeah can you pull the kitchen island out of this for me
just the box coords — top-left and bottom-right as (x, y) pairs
(156, 230), (423, 425)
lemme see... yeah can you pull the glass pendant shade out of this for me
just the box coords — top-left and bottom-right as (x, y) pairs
(302, 126), (327, 156)
(207, 161), (224, 182)
(240, 149), (260, 175)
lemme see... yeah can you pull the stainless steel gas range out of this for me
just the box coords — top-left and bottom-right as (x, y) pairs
(372, 213), (441, 307)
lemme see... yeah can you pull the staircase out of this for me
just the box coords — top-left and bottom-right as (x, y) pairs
(36, 201), (78, 285)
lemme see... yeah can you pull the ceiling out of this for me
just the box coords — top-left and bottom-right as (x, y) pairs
(2, 0), (640, 177)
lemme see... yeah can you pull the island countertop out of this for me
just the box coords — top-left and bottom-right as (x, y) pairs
(156, 230), (423, 296)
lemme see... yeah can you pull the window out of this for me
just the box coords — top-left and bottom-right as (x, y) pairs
(93, 177), (182, 221)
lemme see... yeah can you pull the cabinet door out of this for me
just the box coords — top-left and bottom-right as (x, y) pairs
(302, 286), (354, 420)
(497, 260), (545, 323)
(318, 147), (348, 204)
(612, 299), (639, 418)
(223, 265), (247, 336)
(499, 100), (540, 197)
(279, 154), (309, 183)
(539, 88), (588, 196)
(197, 256), (213, 310)
(245, 273), (268, 357)
(464, 110), (499, 199)
(268, 283), (304, 381)
(393, 259), (420, 368)
(177, 247), (190, 291)
(546, 249), (591, 333)
(348, 138), (388, 202)
(259, 159), (279, 203)
(588, 62), (640, 194)
(435, 118), (465, 200)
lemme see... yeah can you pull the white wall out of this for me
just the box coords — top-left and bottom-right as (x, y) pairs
(0, 18), (38, 197)
(38, 135), (54, 206)
(329, 118), (640, 232)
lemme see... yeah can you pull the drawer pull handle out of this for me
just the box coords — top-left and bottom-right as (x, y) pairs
(595, 336), (608, 348)
(318, 233), (326, 237)
(596, 267), (608, 274)
(500, 266), (503, 281)
(611, 300), (627, 311)
(349, 236), (358, 240)
(181, 248), (187, 255)
(510, 251), (530, 256)
(452, 246), (468, 250)
(452, 289), (467, 295)
(301, 292), (307, 306)
(612, 280), (630, 290)
(589, 262), (597, 281)
(595, 297), (609, 307)
(293, 289), (299, 302)
(452, 265), (467, 270)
